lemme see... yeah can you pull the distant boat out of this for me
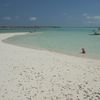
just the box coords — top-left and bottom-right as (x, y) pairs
(93, 27), (100, 35)
(89, 27), (100, 35)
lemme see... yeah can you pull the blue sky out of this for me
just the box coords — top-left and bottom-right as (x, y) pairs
(0, 0), (100, 27)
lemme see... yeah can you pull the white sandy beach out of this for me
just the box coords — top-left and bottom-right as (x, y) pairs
(0, 32), (100, 100)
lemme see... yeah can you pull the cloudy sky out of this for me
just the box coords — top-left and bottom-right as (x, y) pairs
(0, 0), (100, 27)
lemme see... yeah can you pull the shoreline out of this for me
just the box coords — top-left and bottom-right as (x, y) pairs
(0, 32), (100, 100)
(2, 32), (100, 60)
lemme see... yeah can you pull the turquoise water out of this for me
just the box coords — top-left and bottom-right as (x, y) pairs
(2, 28), (100, 59)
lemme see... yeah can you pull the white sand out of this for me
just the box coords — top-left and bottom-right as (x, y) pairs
(0, 33), (100, 100)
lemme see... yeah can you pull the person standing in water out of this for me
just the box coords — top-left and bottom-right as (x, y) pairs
(81, 48), (86, 54)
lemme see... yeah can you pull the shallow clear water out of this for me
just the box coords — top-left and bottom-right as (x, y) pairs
(3, 28), (100, 59)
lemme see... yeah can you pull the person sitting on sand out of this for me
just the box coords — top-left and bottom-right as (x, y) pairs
(81, 48), (86, 54)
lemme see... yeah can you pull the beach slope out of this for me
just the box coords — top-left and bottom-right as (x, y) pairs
(0, 33), (100, 100)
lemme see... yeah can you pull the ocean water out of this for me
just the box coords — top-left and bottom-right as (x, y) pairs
(2, 28), (100, 59)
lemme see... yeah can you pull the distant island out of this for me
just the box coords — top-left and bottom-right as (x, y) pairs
(0, 26), (61, 30)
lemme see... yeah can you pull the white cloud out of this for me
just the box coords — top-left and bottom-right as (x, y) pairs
(4, 3), (10, 7)
(29, 17), (37, 21)
(87, 21), (96, 24)
(3, 17), (11, 20)
(83, 13), (100, 24)
(86, 16), (100, 20)
(15, 16), (19, 19)
(64, 13), (68, 15)
(83, 13), (88, 17)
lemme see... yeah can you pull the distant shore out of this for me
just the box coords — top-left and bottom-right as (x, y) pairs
(0, 32), (100, 100)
